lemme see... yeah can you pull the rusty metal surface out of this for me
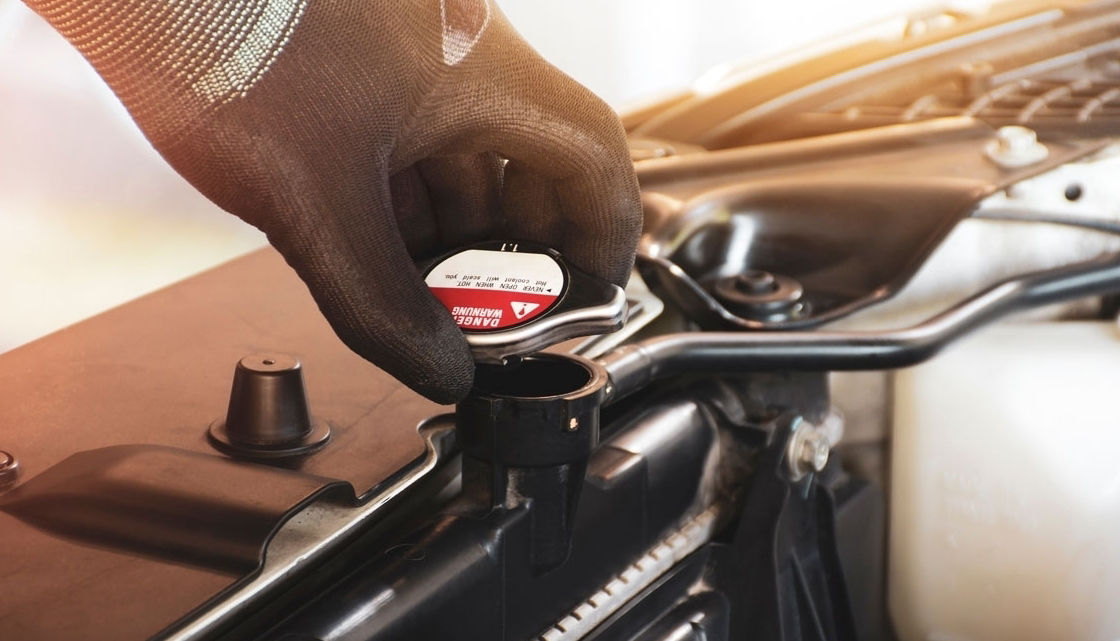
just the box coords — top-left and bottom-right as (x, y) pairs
(0, 248), (437, 640)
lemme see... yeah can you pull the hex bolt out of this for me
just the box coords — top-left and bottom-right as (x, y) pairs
(786, 419), (831, 481)
(984, 125), (1048, 168)
(713, 270), (806, 323)
(799, 431), (830, 473)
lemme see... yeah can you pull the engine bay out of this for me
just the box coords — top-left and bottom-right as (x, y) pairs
(3, 1), (1120, 639)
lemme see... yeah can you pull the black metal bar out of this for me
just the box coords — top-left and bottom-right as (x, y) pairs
(599, 254), (1120, 402)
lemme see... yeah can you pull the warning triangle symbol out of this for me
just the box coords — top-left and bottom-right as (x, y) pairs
(510, 301), (540, 319)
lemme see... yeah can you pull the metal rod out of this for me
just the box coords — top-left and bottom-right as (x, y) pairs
(599, 254), (1120, 403)
(973, 207), (1120, 236)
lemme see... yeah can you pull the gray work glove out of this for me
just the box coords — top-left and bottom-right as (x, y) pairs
(28, 0), (642, 403)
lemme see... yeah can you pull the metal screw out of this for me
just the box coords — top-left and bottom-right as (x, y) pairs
(0, 450), (20, 489)
(567, 417), (580, 432)
(800, 432), (830, 472)
(786, 420), (830, 481)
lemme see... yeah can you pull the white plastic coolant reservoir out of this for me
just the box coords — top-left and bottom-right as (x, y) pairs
(891, 321), (1120, 641)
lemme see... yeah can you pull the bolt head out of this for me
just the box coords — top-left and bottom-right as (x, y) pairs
(986, 126), (1048, 168)
(802, 433), (830, 473)
(786, 421), (831, 481)
(734, 270), (778, 295)
(995, 125), (1038, 153)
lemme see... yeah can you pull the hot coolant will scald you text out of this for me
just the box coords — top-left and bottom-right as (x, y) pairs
(424, 248), (566, 331)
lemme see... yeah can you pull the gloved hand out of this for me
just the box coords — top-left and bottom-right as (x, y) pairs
(28, 0), (642, 403)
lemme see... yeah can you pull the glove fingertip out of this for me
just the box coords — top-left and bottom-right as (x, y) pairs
(346, 314), (476, 405)
(410, 343), (476, 404)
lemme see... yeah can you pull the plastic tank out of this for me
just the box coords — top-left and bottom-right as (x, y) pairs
(890, 320), (1120, 641)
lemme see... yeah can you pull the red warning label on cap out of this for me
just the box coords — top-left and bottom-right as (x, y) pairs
(425, 248), (565, 331)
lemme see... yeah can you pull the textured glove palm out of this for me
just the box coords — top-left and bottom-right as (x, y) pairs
(29, 0), (642, 402)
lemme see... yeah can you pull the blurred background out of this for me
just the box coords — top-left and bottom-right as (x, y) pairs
(0, 0), (941, 352)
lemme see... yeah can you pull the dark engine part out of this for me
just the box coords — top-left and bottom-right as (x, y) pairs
(256, 376), (885, 641)
(710, 270), (808, 323)
(456, 353), (606, 572)
(605, 252), (1120, 402)
(707, 415), (858, 641)
(635, 121), (1109, 331)
(261, 385), (719, 641)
